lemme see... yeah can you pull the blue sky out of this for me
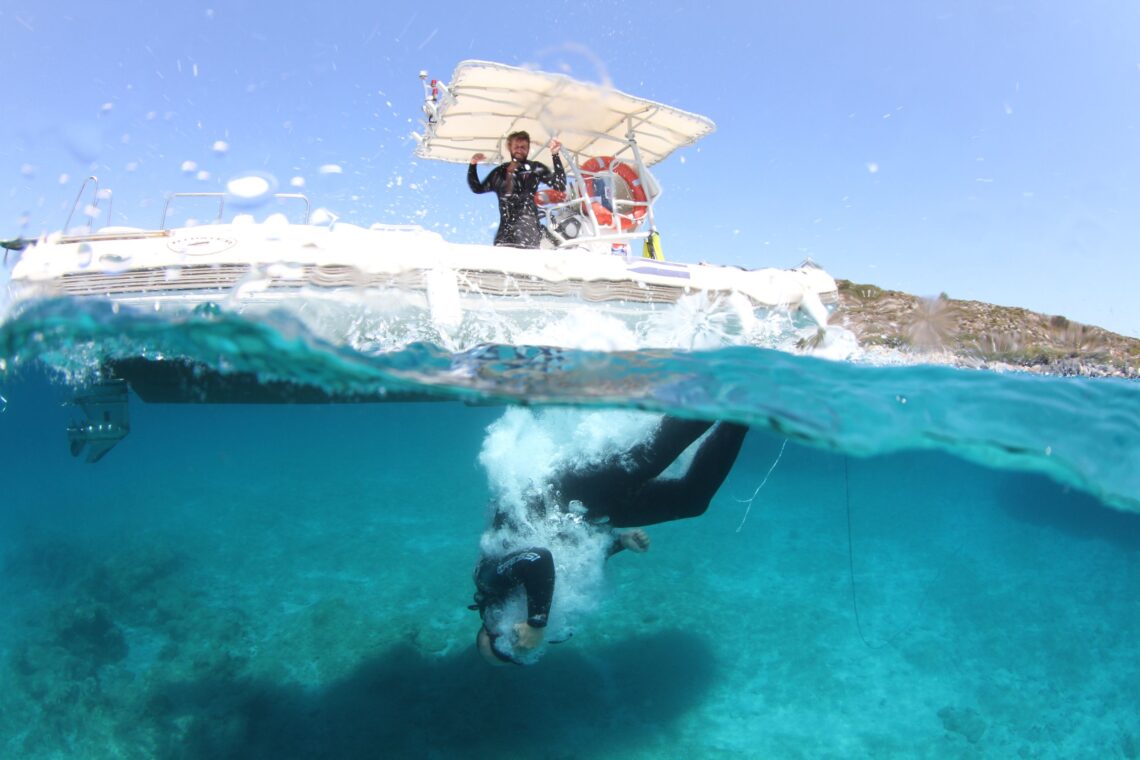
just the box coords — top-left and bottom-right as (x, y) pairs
(3, 1), (1139, 336)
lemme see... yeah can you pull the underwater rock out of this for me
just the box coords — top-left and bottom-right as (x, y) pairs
(58, 603), (129, 667)
(7, 603), (127, 718)
(2, 537), (93, 590)
(84, 543), (184, 606)
(938, 705), (987, 744)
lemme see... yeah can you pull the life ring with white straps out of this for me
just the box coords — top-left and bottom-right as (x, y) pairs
(579, 156), (649, 231)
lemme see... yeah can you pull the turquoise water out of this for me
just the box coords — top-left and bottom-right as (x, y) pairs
(1, 301), (1139, 758)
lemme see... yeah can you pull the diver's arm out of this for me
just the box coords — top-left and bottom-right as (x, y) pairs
(503, 547), (554, 628)
(468, 162), (501, 194)
(547, 154), (566, 192)
(512, 548), (551, 651)
(546, 138), (565, 192)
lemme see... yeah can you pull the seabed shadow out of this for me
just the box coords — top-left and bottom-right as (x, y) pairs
(155, 629), (716, 759)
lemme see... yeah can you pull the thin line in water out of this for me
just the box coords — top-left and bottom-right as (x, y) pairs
(735, 438), (788, 532)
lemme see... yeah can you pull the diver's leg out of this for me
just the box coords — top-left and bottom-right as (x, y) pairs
(621, 416), (716, 481)
(606, 422), (748, 527)
(553, 416), (715, 515)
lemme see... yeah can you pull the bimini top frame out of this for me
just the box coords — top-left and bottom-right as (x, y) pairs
(414, 60), (716, 248)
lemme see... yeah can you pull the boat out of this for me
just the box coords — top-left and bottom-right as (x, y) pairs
(1, 60), (840, 457)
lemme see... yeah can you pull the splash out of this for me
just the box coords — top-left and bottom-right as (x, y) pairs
(477, 407), (664, 648)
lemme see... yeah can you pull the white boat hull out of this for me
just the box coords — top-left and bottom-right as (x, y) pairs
(5, 220), (838, 353)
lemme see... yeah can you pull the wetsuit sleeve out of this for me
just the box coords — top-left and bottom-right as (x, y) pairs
(548, 155), (566, 192)
(534, 156), (566, 193)
(469, 163), (499, 194)
(518, 548), (554, 627)
(490, 548), (555, 628)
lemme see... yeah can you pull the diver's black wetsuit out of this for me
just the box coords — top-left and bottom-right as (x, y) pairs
(473, 547), (555, 630)
(554, 418), (749, 528)
(472, 417), (748, 659)
(468, 156), (565, 248)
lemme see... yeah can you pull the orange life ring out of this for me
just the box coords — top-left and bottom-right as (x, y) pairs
(579, 156), (649, 231)
(533, 189), (567, 206)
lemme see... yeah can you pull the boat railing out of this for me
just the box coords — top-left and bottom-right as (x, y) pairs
(539, 193), (651, 250)
(541, 143), (661, 252)
(160, 192), (312, 230)
(63, 176), (112, 233)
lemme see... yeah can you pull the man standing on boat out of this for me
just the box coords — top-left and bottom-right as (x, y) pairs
(469, 132), (565, 248)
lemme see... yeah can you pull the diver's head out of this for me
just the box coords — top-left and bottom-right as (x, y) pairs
(476, 625), (520, 667)
(506, 130), (531, 161)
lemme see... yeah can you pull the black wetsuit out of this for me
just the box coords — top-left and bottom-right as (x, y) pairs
(472, 547), (555, 631)
(553, 418), (749, 528)
(471, 417), (748, 655)
(468, 156), (566, 248)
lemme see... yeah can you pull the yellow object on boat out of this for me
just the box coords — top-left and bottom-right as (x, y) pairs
(643, 231), (664, 260)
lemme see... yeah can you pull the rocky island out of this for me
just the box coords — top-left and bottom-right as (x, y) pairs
(831, 280), (1139, 379)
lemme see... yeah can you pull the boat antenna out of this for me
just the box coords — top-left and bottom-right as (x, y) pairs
(418, 70), (452, 127)
(419, 71), (438, 124)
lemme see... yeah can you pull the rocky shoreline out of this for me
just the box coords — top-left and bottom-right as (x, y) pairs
(830, 280), (1140, 379)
